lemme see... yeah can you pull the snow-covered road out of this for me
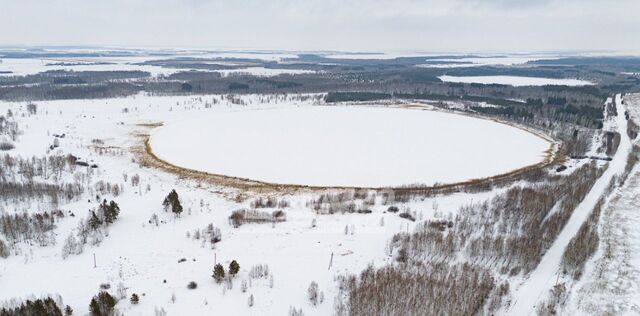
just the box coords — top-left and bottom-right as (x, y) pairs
(507, 94), (633, 315)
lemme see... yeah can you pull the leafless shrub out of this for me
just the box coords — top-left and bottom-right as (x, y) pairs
(229, 209), (286, 227)
(627, 116), (638, 139)
(204, 223), (222, 244)
(289, 306), (305, 316)
(249, 264), (270, 279)
(398, 211), (415, 222)
(308, 281), (319, 306)
(561, 201), (601, 280)
(250, 196), (289, 208)
(535, 283), (568, 316)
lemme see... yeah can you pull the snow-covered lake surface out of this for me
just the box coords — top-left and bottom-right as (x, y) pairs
(438, 75), (594, 86)
(150, 106), (550, 187)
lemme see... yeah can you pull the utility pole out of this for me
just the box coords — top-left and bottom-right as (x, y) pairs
(93, 253), (97, 268)
(328, 252), (334, 270)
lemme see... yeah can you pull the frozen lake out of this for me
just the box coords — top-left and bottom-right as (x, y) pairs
(150, 106), (551, 187)
(438, 75), (593, 86)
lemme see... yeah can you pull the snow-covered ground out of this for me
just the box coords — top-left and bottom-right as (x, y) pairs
(438, 75), (594, 86)
(0, 51), (303, 77)
(0, 57), (181, 77)
(0, 93), (507, 315)
(507, 94), (632, 315)
(150, 106), (550, 187)
(567, 161), (640, 315)
(565, 93), (640, 315)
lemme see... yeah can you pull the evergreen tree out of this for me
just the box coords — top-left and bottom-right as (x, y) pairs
(61, 233), (80, 259)
(0, 297), (62, 316)
(88, 211), (102, 230)
(89, 298), (101, 316)
(229, 260), (240, 277)
(102, 200), (120, 224)
(65, 305), (73, 316)
(212, 263), (225, 283)
(163, 189), (183, 217)
(89, 291), (116, 316)
(130, 293), (139, 305)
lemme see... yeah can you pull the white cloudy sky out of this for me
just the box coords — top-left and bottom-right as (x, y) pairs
(1, 0), (639, 53)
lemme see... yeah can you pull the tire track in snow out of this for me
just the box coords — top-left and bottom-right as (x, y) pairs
(507, 94), (632, 315)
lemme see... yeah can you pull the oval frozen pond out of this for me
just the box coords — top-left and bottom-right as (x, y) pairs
(149, 106), (551, 187)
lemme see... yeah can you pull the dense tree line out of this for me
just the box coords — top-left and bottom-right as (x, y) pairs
(561, 197), (603, 279)
(389, 162), (602, 275)
(0, 211), (61, 247)
(0, 70), (150, 87)
(335, 263), (495, 316)
(0, 297), (63, 316)
(0, 154), (87, 206)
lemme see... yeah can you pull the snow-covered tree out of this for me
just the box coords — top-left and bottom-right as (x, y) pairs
(163, 189), (183, 217)
(212, 263), (225, 283)
(308, 281), (319, 306)
(229, 260), (240, 277)
(61, 233), (81, 259)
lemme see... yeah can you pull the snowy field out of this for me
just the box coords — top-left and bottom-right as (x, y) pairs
(149, 106), (551, 187)
(438, 75), (594, 86)
(0, 93), (507, 315)
(0, 57), (181, 77)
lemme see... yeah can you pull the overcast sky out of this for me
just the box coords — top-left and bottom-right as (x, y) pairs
(1, 0), (639, 53)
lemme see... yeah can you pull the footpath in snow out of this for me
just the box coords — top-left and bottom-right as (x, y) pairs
(507, 94), (633, 315)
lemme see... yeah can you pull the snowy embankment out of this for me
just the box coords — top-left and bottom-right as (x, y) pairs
(438, 75), (594, 87)
(507, 94), (632, 315)
(149, 106), (550, 188)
